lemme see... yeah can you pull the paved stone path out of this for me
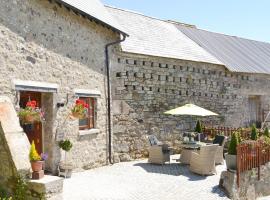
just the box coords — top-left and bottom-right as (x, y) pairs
(62, 155), (229, 200)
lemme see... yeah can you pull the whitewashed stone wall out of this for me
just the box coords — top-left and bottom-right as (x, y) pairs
(111, 52), (270, 161)
(0, 0), (119, 173)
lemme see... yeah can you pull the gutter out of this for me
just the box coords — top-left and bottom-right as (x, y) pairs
(105, 34), (127, 164)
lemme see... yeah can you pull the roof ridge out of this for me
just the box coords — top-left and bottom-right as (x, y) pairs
(105, 5), (167, 23)
(106, 5), (270, 45)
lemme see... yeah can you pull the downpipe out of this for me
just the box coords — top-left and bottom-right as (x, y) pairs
(105, 35), (126, 164)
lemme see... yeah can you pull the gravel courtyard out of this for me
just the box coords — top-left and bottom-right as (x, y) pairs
(62, 155), (229, 200)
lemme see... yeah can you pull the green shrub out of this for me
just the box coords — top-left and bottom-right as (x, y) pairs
(29, 141), (41, 161)
(228, 132), (239, 155)
(194, 120), (202, 133)
(251, 124), (258, 140)
(264, 127), (270, 137)
(13, 175), (28, 200)
(58, 139), (73, 152)
(237, 132), (242, 143)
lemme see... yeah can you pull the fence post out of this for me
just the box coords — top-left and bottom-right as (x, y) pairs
(258, 143), (261, 181)
(237, 145), (240, 188)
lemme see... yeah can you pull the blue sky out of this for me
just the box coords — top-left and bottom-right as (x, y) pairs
(102, 0), (270, 43)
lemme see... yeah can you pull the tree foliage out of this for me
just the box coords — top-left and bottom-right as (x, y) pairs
(264, 127), (270, 138)
(194, 120), (202, 133)
(250, 124), (258, 140)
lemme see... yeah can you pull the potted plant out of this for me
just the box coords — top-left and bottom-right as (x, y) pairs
(194, 120), (204, 141)
(58, 139), (73, 178)
(29, 141), (43, 173)
(225, 132), (239, 170)
(71, 99), (89, 119)
(194, 120), (202, 133)
(18, 100), (45, 125)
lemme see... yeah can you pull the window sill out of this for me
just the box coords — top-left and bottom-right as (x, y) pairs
(79, 129), (100, 136)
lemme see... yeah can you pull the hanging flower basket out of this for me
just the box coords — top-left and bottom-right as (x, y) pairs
(71, 99), (89, 119)
(18, 100), (45, 124)
(71, 112), (85, 119)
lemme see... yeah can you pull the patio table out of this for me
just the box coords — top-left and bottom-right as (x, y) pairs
(180, 142), (206, 164)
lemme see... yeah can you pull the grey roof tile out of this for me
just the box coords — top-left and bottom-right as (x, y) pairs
(177, 25), (270, 74)
(56, 0), (127, 35)
(106, 6), (222, 65)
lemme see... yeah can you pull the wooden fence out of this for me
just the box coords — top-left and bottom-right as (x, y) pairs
(202, 126), (252, 139)
(236, 141), (270, 187)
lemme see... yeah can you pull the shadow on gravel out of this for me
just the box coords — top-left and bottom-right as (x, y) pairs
(211, 185), (228, 198)
(134, 162), (210, 181)
(133, 163), (182, 176)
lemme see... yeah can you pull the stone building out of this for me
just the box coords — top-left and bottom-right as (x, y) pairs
(1, 0), (270, 175)
(107, 7), (270, 161)
(0, 0), (127, 175)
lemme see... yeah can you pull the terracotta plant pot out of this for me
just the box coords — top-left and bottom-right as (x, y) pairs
(31, 161), (44, 172)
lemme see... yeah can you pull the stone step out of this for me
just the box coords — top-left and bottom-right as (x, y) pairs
(28, 175), (63, 200)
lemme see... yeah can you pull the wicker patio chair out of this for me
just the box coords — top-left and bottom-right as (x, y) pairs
(189, 144), (219, 175)
(148, 135), (171, 164)
(213, 135), (226, 165)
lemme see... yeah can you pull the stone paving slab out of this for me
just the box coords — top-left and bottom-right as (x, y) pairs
(63, 155), (229, 200)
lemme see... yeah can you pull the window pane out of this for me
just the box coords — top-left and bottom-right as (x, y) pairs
(78, 97), (96, 130)
(79, 118), (88, 126)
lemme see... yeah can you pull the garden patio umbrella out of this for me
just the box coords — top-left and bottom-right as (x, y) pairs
(164, 103), (218, 117)
(164, 103), (218, 139)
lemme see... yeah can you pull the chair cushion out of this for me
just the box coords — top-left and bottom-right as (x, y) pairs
(161, 144), (170, 153)
(195, 133), (205, 141)
(148, 135), (160, 146)
(213, 135), (225, 146)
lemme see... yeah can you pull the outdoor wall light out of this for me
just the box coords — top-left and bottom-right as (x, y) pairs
(57, 102), (65, 108)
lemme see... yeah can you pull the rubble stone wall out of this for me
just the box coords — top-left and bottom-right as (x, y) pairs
(111, 52), (270, 161)
(0, 0), (119, 172)
(220, 163), (270, 200)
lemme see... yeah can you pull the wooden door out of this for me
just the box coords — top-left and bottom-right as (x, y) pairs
(248, 96), (261, 127)
(20, 91), (43, 154)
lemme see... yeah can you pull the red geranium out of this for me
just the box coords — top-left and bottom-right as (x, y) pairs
(71, 99), (89, 119)
(18, 100), (44, 124)
(26, 100), (37, 108)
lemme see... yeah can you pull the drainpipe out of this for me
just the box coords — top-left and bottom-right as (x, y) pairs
(105, 34), (126, 164)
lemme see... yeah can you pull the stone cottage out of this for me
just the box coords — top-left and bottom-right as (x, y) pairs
(0, 0), (128, 176)
(107, 6), (270, 161)
(1, 0), (270, 174)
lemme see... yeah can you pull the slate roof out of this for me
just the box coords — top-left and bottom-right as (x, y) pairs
(177, 25), (270, 74)
(55, 0), (127, 36)
(106, 6), (222, 65)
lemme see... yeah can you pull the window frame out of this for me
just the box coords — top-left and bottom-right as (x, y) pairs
(78, 97), (97, 130)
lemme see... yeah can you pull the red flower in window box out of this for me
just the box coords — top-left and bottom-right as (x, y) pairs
(71, 99), (89, 119)
(18, 100), (45, 124)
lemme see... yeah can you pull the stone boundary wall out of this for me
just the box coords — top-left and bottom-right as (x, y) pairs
(111, 52), (270, 161)
(220, 163), (270, 200)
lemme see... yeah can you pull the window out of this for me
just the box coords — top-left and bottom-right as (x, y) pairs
(78, 97), (97, 130)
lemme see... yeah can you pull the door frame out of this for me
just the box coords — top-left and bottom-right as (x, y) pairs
(19, 91), (44, 154)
